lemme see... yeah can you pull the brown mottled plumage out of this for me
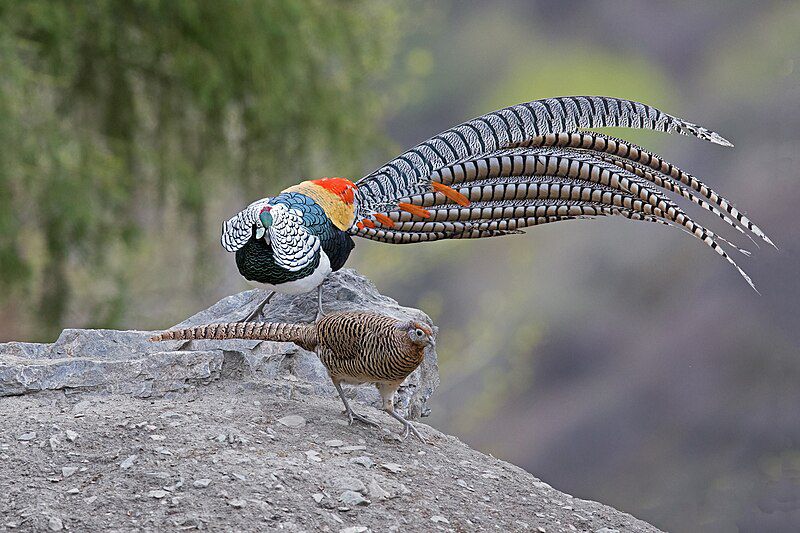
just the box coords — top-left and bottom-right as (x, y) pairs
(150, 312), (434, 442)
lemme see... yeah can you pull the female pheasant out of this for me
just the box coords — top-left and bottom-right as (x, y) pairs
(151, 312), (434, 442)
(222, 96), (773, 319)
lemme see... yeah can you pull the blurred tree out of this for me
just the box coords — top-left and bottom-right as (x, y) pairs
(0, 0), (401, 339)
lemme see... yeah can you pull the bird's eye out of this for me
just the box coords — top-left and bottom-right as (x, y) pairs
(415, 329), (424, 337)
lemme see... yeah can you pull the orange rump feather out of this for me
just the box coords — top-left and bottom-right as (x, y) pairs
(373, 213), (396, 228)
(398, 202), (431, 219)
(432, 182), (471, 206)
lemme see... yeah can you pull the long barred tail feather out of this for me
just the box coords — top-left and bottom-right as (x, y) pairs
(353, 137), (763, 290)
(359, 204), (691, 243)
(343, 96), (767, 290)
(353, 96), (734, 215)
(518, 132), (773, 247)
(150, 322), (318, 351)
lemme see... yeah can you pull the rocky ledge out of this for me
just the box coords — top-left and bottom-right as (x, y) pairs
(0, 269), (661, 532)
(0, 270), (438, 419)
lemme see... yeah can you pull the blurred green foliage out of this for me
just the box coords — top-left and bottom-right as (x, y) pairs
(0, 0), (401, 337)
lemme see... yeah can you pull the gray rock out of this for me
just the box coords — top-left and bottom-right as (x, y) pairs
(351, 456), (374, 468)
(0, 346), (224, 398)
(17, 432), (36, 441)
(61, 466), (78, 478)
(380, 463), (403, 474)
(192, 478), (212, 489)
(366, 478), (390, 501)
(304, 450), (322, 462)
(119, 455), (137, 470)
(340, 445), (367, 452)
(47, 517), (63, 531)
(72, 400), (92, 413)
(339, 490), (370, 507)
(0, 270), (439, 419)
(65, 430), (79, 442)
(148, 489), (168, 499)
(333, 476), (366, 493)
(277, 415), (306, 429)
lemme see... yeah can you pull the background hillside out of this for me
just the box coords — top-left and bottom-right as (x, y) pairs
(1, 1), (797, 531)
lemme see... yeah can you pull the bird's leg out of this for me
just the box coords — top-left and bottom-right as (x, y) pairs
(315, 284), (324, 321)
(333, 381), (378, 427)
(378, 385), (427, 444)
(239, 291), (274, 323)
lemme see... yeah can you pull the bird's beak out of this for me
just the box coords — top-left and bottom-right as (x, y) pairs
(255, 227), (266, 240)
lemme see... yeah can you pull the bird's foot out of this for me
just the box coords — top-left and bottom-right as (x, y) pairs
(386, 409), (429, 444)
(346, 409), (379, 427)
(399, 420), (428, 445)
(238, 292), (274, 323)
(238, 307), (264, 323)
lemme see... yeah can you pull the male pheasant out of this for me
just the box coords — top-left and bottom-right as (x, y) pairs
(151, 312), (434, 442)
(221, 96), (773, 319)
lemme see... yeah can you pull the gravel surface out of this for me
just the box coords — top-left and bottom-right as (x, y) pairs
(0, 381), (661, 532)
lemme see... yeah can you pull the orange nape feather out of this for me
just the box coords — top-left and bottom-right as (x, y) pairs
(432, 182), (471, 207)
(310, 177), (357, 204)
(361, 218), (376, 229)
(398, 202), (431, 219)
(373, 213), (396, 228)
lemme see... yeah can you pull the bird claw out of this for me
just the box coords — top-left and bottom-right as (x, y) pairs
(400, 421), (428, 445)
(346, 410), (379, 427)
(238, 292), (274, 323)
(238, 305), (264, 323)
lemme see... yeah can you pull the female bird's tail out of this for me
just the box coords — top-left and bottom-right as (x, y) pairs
(150, 322), (317, 351)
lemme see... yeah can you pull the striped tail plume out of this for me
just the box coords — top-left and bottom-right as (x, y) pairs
(349, 96), (773, 290)
(150, 322), (318, 351)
